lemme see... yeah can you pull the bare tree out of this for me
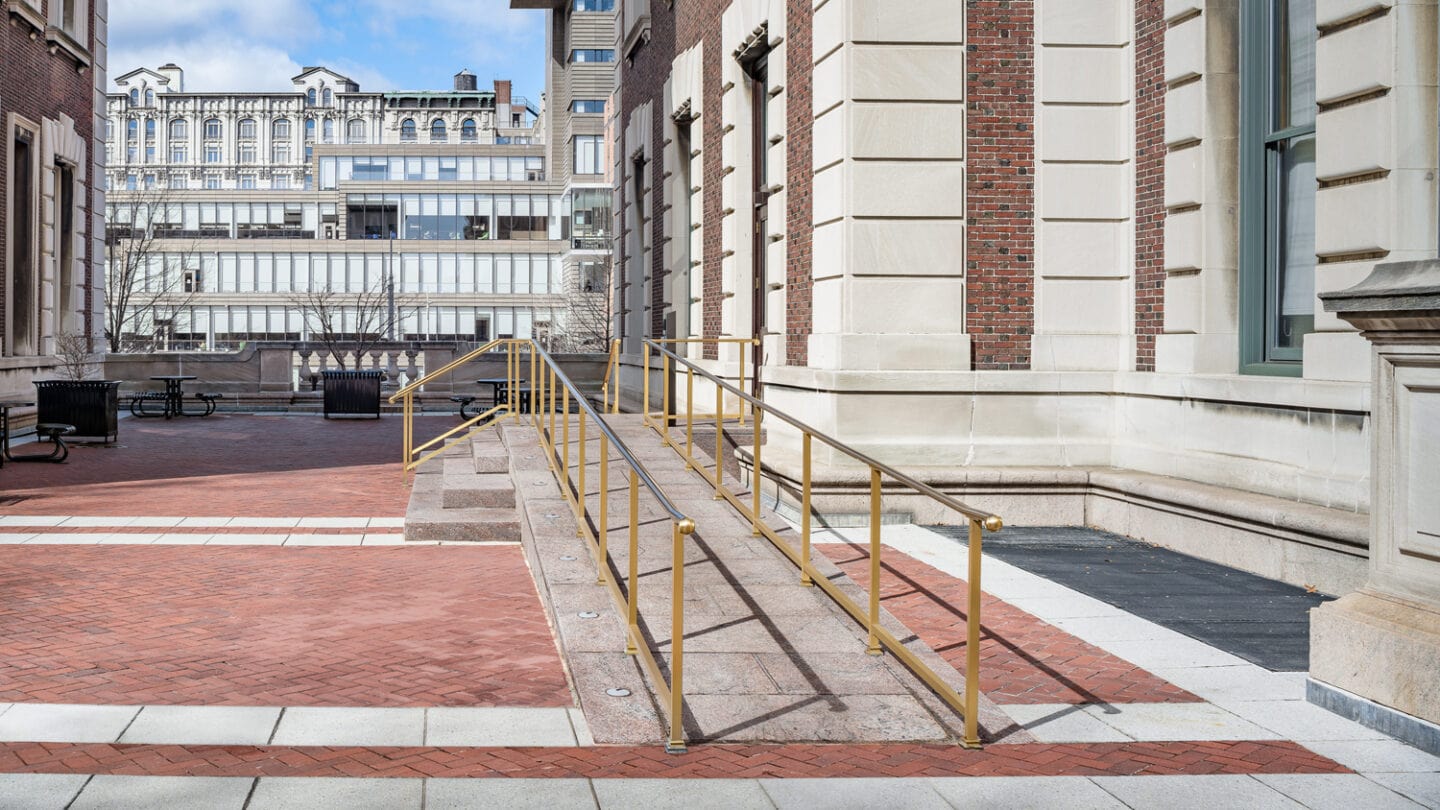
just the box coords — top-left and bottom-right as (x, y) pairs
(52, 331), (98, 381)
(554, 255), (614, 352)
(289, 281), (416, 369)
(104, 186), (200, 353)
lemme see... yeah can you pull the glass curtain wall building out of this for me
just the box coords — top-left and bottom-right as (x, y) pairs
(105, 65), (566, 348)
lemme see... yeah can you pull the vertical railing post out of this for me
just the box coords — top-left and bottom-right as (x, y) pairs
(737, 343), (747, 426)
(964, 518), (984, 748)
(548, 367), (557, 456)
(577, 410), (587, 537)
(402, 393), (413, 474)
(866, 466), (882, 656)
(625, 470), (640, 655)
(598, 433), (609, 585)
(801, 432), (813, 586)
(562, 387), (571, 490)
(612, 341), (620, 414)
(643, 343), (652, 426)
(662, 353), (671, 434)
(714, 383), (724, 500)
(530, 345), (538, 430)
(668, 519), (690, 754)
(684, 367), (694, 470)
(751, 409), (762, 536)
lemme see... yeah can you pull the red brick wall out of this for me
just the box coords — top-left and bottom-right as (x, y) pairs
(965, 0), (1035, 371)
(0, 1), (100, 347)
(1134, 0), (1166, 371)
(784, 0), (813, 366)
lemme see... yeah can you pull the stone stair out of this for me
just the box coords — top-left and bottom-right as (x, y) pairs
(403, 427), (523, 542)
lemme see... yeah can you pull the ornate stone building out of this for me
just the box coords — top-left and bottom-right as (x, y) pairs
(1, 0), (107, 390)
(103, 66), (568, 348)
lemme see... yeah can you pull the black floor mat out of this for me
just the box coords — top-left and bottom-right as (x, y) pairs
(925, 525), (1333, 672)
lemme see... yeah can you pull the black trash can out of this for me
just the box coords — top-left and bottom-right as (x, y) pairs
(321, 370), (383, 419)
(34, 380), (120, 443)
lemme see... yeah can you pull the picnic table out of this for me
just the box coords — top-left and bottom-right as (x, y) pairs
(131, 376), (221, 418)
(0, 400), (73, 464)
(475, 377), (532, 414)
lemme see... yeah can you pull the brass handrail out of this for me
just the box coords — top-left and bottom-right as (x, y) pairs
(388, 337), (507, 402)
(391, 338), (529, 472)
(641, 338), (1001, 748)
(645, 337), (758, 426)
(600, 338), (620, 414)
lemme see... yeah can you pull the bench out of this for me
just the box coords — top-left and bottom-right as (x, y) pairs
(8, 423), (75, 463)
(195, 392), (223, 417)
(449, 395), (479, 420)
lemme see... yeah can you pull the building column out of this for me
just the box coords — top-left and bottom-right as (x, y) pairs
(1311, 259), (1440, 750)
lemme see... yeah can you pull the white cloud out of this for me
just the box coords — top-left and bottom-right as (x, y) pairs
(111, 38), (304, 92)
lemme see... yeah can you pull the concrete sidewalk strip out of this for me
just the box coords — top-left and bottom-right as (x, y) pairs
(1080, 702), (1282, 742)
(594, 778), (774, 809)
(1302, 738), (1440, 773)
(270, 707), (426, 746)
(118, 706), (281, 745)
(1218, 698), (1395, 742)
(761, 776), (953, 809)
(1090, 774), (1306, 809)
(206, 534), (287, 545)
(998, 704), (1132, 743)
(296, 517), (372, 528)
(1370, 773), (1440, 808)
(0, 774), (89, 810)
(426, 707), (580, 746)
(0, 515), (67, 527)
(69, 776), (254, 810)
(0, 532), (37, 543)
(928, 776), (1127, 809)
(1255, 774), (1426, 809)
(0, 704), (139, 743)
(429, 778), (597, 809)
(248, 777), (422, 810)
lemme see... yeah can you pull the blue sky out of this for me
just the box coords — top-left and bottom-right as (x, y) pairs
(109, 0), (547, 103)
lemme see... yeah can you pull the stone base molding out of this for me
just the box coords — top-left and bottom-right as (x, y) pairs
(1310, 590), (1440, 750)
(746, 461), (1367, 597)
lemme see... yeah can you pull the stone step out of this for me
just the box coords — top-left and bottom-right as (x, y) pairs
(472, 439), (510, 474)
(404, 485), (521, 543)
(442, 472), (516, 510)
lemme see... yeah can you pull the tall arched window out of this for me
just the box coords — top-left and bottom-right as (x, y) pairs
(272, 118), (291, 139)
(129, 89), (139, 105)
(238, 118), (257, 140)
(400, 118), (417, 142)
(346, 119), (365, 144)
(304, 117), (315, 141)
(144, 89), (155, 106)
(126, 119), (138, 141)
(322, 88), (333, 106)
(204, 118), (222, 140)
(322, 118), (335, 143)
(169, 118), (187, 140)
(461, 119), (477, 142)
(306, 88), (317, 106)
(430, 118), (447, 143)
(144, 119), (156, 139)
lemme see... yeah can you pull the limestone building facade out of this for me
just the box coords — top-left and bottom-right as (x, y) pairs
(603, 0), (1438, 604)
(1, 0), (107, 391)
(103, 66), (573, 348)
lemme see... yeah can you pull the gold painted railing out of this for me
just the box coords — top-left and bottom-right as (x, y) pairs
(641, 338), (1003, 748)
(391, 337), (698, 752)
(388, 338), (528, 472)
(531, 342), (696, 753)
(645, 337), (759, 426)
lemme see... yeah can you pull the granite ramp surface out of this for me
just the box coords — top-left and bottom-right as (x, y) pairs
(505, 415), (1023, 746)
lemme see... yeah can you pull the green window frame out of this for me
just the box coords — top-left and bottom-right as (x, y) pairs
(1239, 0), (1317, 376)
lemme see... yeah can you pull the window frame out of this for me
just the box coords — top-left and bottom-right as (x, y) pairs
(1238, 0), (1317, 377)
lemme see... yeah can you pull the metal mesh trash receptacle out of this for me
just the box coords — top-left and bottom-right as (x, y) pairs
(34, 380), (120, 443)
(321, 370), (383, 419)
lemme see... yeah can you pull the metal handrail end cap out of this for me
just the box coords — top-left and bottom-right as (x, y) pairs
(983, 515), (1003, 532)
(677, 518), (697, 535)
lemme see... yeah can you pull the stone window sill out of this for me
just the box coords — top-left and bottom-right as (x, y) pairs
(5, 1), (46, 34)
(45, 24), (91, 70)
(622, 15), (650, 59)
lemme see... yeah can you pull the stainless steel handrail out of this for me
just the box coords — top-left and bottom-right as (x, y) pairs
(534, 342), (693, 527)
(643, 340), (1000, 527)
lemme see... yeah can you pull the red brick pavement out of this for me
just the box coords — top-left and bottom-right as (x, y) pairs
(0, 545), (571, 707)
(833, 544), (1199, 705)
(0, 414), (449, 517)
(0, 740), (1347, 779)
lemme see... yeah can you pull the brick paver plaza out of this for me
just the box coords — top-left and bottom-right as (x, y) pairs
(0, 415), (1436, 808)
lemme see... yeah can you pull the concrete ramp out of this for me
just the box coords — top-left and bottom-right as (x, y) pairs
(505, 416), (1023, 746)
